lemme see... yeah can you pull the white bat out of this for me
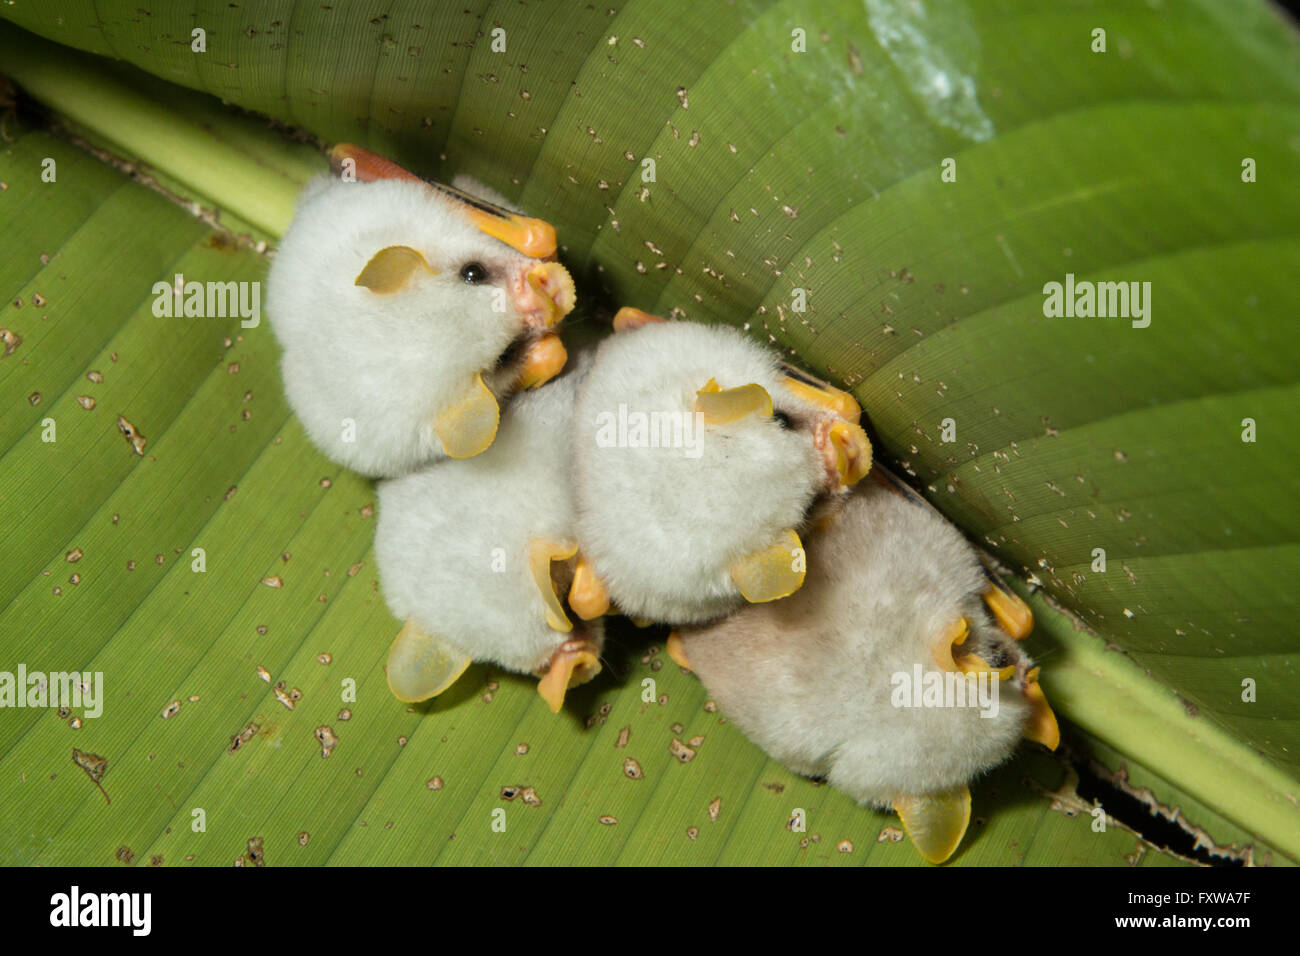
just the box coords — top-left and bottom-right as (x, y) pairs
(267, 143), (575, 478)
(567, 309), (872, 625)
(668, 475), (1059, 863)
(377, 361), (603, 713)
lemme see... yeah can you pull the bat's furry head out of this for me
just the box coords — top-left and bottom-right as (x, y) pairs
(678, 482), (1050, 857)
(268, 175), (574, 478)
(572, 321), (869, 624)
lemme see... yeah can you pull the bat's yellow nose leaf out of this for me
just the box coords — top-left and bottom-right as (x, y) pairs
(696, 382), (773, 425)
(524, 262), (576, 327)
(354, 245), (436, 293)
(957, 653), (1016, 681)
(528, 538), (580, 633)
(894, 786), (972, 864)
(434, 372), (500, 459)
(730, 528), (806, 603)
(386, 618), (473, 703)
(829, 420), (872, 487)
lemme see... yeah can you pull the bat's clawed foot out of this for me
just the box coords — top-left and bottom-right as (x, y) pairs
(537, 638), (603, 713)
(567, 554), (610, 620)
(665, 631), (691, 670)
(513, 333), (568, 390)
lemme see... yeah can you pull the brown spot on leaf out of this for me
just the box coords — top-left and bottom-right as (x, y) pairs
(116, 415), (146, 455)
(229, 721), (259, 753)
(669, 738), (696, 763)
(72, 748), (110, 804)
(315, 725), (339, 758)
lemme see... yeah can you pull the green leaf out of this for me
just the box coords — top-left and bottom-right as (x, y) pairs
(1, 0), (1297, 865)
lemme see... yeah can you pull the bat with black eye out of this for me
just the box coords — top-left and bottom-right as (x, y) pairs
(266, 143), (576, 478)
(565, 309), (872, 626)
(665, 473), (1059, 864)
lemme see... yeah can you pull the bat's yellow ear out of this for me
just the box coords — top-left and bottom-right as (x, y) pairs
(695, 381), (773, 424)
(613, 307), (667, 332)
(1022, 668), (1061, 751)
(932, 616), (970, 671)
(433, 373), (500, 459)
(894, 786), (972, 864)
(332, 142), (423, 185)
(779, 372), (862, 423)
(982, 585), (1034, 639)
(355, 245), (436, 294)
(729, 528), (806, 603)
(331, 142), (558, 258)
(528, 538), (580, 633)
(387, 619), (473, 703)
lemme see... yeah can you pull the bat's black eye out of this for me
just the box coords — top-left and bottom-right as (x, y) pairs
(459, 262), (490, 285)
(772, 410), (794, 430)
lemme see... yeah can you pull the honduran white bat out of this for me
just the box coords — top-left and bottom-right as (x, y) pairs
(267, 143), (575, 478)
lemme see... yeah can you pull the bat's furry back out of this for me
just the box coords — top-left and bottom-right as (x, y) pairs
(375, 362), (593, 673)
(680, 482), (1033, 806)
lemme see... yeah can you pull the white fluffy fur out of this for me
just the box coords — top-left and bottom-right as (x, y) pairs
(268, 175), (549, 478)
(375, 364), (597, 673)
(572, 322), (833, 624)
(679, 483), (1033, 806)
